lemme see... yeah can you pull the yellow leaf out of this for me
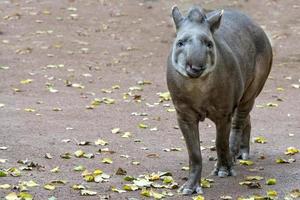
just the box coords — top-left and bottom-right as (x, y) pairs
(267, 190), (278, 197)
(74, 150), (85, 157)
(102, 158), (113, 164)
(0, 184), (11, 189)
(138, 123), (148, 129)
(245, 176), (264, 181)
(50, 166), (60, 173)
(73, 165), (85, 171)
(239, 160), (254, 166)
(266, 102), (278, 107)
(95, 139), (108, 146)
(19, 192), (33, 200)
(8, 168), (21, 177)
(111, 128), (120, 134)
(253, 136), (267, 144)
(102, 97), (115, 104)
(22, 180), (39, 187)
(158, 92), (171, 102)
(193, 195), (205, 200)
(163, 176), (173, 184)
(83, 175), (94, 182)
(24, 108), (36, 112)
(5, 192), (18, 200)
(141, 188), (151, 197)
(266, 178), (276, 185)
(44, 184), (56, 190)
(111, 186), (127, 193)
(121, 132), (131, 138)
(72, 184), (85, 190)
(123, 184), (139, 191)
(80, 190), (97, 196)
(93, 169), (103, 176)
(20, 79), (33, 84)
(285, 147), (299, 155)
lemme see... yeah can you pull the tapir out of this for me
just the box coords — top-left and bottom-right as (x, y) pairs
(167, 6), (272, 195)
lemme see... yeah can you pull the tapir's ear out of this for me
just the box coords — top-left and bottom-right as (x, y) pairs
(172, 6), (183, 29)
(207, 10), (223, 33)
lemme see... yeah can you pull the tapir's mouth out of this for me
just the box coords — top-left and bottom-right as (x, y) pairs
(185, 64), (205, 78)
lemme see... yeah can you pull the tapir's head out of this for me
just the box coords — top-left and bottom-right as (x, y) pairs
(171, 6), (223, 78)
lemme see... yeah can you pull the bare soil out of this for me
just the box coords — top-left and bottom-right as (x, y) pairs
(0, 0), (299, 199)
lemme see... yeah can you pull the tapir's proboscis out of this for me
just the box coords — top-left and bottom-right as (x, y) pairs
(167, 6), (272, 195)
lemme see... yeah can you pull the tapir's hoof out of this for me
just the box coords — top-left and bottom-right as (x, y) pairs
(178, 182), (203, 195)
(237, 149), (249, 160)
(212, 167), (236, 177)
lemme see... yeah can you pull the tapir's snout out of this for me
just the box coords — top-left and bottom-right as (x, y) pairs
(185, 62), (205, 78)
(185, 44), (207, 78)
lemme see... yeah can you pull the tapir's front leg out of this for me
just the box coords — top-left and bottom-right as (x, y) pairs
(213, 115), (236, 177)
(177, 113), (203, 195)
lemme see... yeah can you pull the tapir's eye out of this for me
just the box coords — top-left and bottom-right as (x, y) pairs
(206, 41), (213, 48)
(177, 40), (184, 47)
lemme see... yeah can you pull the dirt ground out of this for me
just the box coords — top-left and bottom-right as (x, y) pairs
(0, 0), (300, 199)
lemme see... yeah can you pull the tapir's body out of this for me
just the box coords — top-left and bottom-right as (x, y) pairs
(167, 7), (272, 195)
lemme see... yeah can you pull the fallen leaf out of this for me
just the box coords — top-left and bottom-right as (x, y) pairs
(44, 184), (56, 190)
(95, 139), (108, 146)
(8, 168), (21, 177)
(0, 184), (11, 189)
(285, 147), (299, 155)
(124, 176), (135, 181)
(267, 190), (278, 197)
(116, 168), (127, 175)
(121, 132), (132, 138)
(133, 178), (152, 187)
(102, 158), (113, 164)
(24, 108), (36, 112)
(111, 187), (127, 193)
(80, 190), (97, 196)
(5, 192), (18, 200)
(22, 180), (39, 187)
(266, 178), (276, 185)
(192, 195), (205, 200)
(239, 160), (254, 166)
(162, 176), (173, 184)
(20, 79), (33, 84)
(19, 192), (33, 200)
(73, 165), (85, 171)
(254, 136), (267, 144)
(45, 153), (53, 159)
(245, 176), (264, 181)
(239, 181), (262, 189)
(201, 178), (214, 188)
(111, 128), (120, 134)
(157, 92), (171, 102)
(74, 150), (85, 158)
(123, 184), (139, 191)
(50, 166), (60, 173)
(138, 123), (148, 129)
(72, 184), (86, 190)
(290, 189), (300, 198)
(60, 152), (72, 159)
(220, 196), (233, 200)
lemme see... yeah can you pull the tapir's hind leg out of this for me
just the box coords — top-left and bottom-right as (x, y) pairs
(230, 53), (272, 161)
(229, 102), (254, 161)
(239, 115), (251, 160)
